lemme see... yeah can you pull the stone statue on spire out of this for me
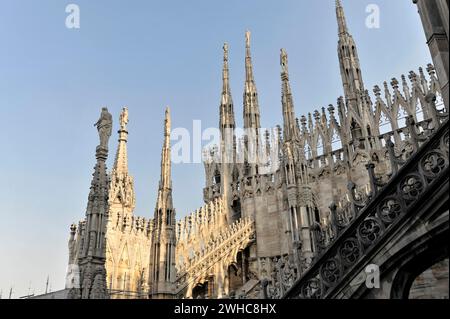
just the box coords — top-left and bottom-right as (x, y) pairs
(119, 107), (129, 131)
(280, 48), (288, 73)
(245, 30), (251, 47)
(223, 43), (229, 61)
(94, 107), (113, 149)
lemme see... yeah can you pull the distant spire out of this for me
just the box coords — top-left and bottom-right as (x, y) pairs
(159, 107), (172, 191)
(245, 30), (255, 85)
(221, 43), (232, 105)
(280, 48), (299, 142)
(336, 0), (348, 35)
(336, 0), (365, 103)
(81, 109), (111, 260)
(219, 43), (236, 161)
(243, 30), (258, 104)
(150, 107), (176, 298)
(109, 107), (135, 211)
(113, 107), (129, 175)
(243, 30), (261, 166)
(73, 107), (111, 299)
(243, 31), (261, 175)
(220, 43), (235, 132)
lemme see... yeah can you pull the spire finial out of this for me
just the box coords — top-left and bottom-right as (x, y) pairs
(119, 107), (129, 131)
(219, 42), (235, 149)
(336, 0), (348, 35)
(244, 30), (255, 85)
(245, 30), (251, 50)
(280, 48), (288, 74)
(165, 106), (171, 137)
(159, 106), (172, 191)
(113, 107), (129, 174)
(242, 29), (261, 151)
(94, 107), (112, 156)
(222, 43), (230, 96)
(280, 48), (298, 142)
(223, 42), (229, 62)
(111, 107), (135, 210)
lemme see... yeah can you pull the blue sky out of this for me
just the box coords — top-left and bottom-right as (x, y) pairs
(0, 0), (431, 297)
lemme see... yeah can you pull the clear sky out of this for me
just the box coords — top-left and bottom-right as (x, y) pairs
(0, 0), (431, 298)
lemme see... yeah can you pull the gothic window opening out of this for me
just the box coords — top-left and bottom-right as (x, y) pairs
(158, 208), (162, 223)
(367, 125), (374, 148)
(153, 243), (160, 283)
(291, 206), (299, 241)
(213, 169), (221, 185)
(231, 199), (241, 220)
(314, 207), (321, 224)
(166, 209), (171, 225)
(192, 282), (208, 299)
(165, 243), (172, 281)
(351, 120), (364, 150)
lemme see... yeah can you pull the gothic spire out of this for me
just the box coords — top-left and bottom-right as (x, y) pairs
(280, 48), (299, 142)
(219, 43), (236, 164)
(109, 107), (135, 212)
(220, 43), (235, 135)
(221, 43), (233, 106)
(336, 0), (365, 106)
(72, 107), (112, 299)
(243, 30), (261, 131)
(150, 107), (176, 299)
(336, 0), (348, 35)
(113, 107), (129, 175)
(243, 31), (261, 171)
(245, 30), (255, 87)
(159, 107), (172, 192)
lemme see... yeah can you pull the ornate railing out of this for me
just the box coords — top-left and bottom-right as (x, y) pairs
(283, 108), (448, 298)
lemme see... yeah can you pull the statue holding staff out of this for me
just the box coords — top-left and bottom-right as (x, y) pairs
(119, 107), (129, 130)
(94, 107), (113, 149)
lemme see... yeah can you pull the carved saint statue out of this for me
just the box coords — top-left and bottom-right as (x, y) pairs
(94, 107), (113, 149)
(119, 107), (129, 130)
(280, 48), (288, 72)
(223, 43), (229, 61)
(245, 30), (251, 48)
